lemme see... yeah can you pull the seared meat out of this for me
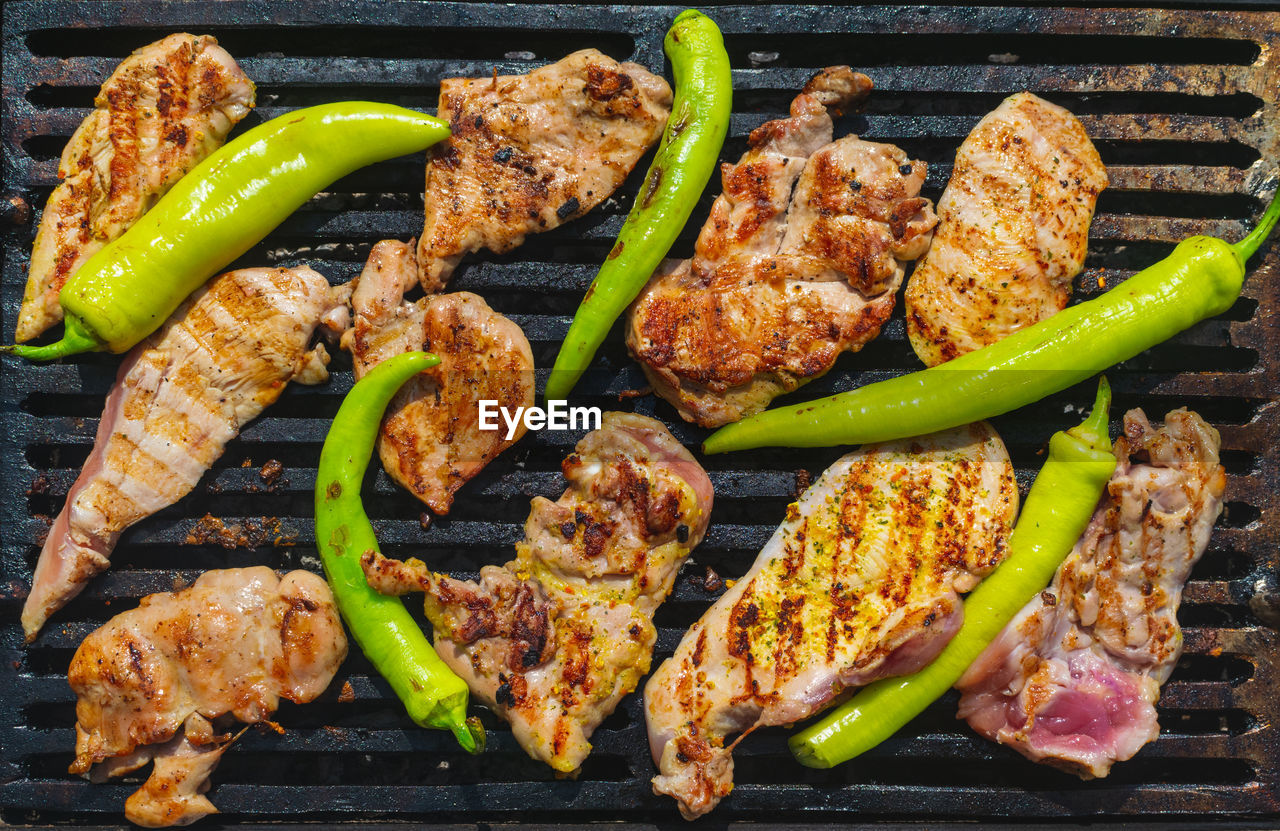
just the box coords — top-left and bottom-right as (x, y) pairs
(645, 422), (1017, 818)
(627, 67), (938, 427)
(362, 413), (713, 773)
(905, 92), (1107, 367)
(17, 33), (254, 342)
(22, 267), (349, 640)
(341, 240), (535, 514)
(70, 567), (346, 827)
(956, 408), (1224, 778)
(418, 49), (672, 290)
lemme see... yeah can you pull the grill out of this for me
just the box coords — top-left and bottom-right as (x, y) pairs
(2, 1), (1279, 826)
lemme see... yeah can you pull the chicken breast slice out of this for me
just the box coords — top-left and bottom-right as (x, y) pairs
(342, 239), (535, 514)
(956, 408), (1224, 778)
(905, 92), (1107, 366)
(645, 421), (1017, 818)
(17, 33), (255, 342)
(70, 567), (346, 827)
(22, 267), (350, 640)
(362, 412), (713, 774)
(419, 48), (672, 290)
(627, 67), (938, 427)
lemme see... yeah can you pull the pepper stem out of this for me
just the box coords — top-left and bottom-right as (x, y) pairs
(1065, 375), (1112, 453)
(2, 315), (102, 361)
(452, 716), (487, 755)
(1235, 187), (1280, 261)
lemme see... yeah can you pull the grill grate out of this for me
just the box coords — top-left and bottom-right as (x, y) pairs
(2, 1), (1279, 825)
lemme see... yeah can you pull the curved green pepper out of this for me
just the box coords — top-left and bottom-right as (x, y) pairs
(6, 102), (450, 361)
(545, 9), (731, 401)
(315, 351), (484, 752)
(703, 188), (1280, 454)
(790, 377), (1116, 768)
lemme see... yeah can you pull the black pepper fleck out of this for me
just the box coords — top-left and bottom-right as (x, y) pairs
(556, 197), (580, 220)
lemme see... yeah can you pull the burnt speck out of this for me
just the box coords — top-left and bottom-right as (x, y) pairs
(850, 180), (862, 192)
(419, 512), (432, 531)
(3, 193), (31, 226)
(676, 523), (690, 544)
(523, 165), (537, 176)
(495, 675), (515, 708)
(557, 197), (580, 220)
(693, 565), (724, 593)
(259, 459), (284, 485)
(473, 115), (484, 129)
(898, 163), (913, 176)
(493, 147), (514, 163)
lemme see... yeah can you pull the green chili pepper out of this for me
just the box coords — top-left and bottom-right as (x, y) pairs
(5, 102), (450, 362)
(544, 9), (731, 401)
(315, 351), (485, 753)
(703, 188), (1280, 454)
(790, 377), (1116, 768)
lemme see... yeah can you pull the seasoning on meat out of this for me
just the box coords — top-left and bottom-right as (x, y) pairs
(905, 92), (1108, 367)
(955, 408), (1225, 778)
(16, 33), (255, 342)
(627, 67), (938, 427)
(644, 421), (1017, 818)
(69, 567), (346, 827)
(22, 267), (350, 640)
(362, 413), (713, 773)
(418, 49), (672, 290)
(341, 240), (534, 515)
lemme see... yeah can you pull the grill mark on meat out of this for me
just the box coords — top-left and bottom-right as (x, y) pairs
(16, 34), (254, 342)
(585, 64), (636, 101)
(360, 413), (711, 775)
(21, 268), (345, 640)
(956, 408), (1223, 779)
(647, 423), (1015, 818)
(627, 67), (937, 428)
(70, 569), (345, 825)
(343, 241), (534, 515)
(906, 93), (1107, 366)
(418, 50), (671, 291)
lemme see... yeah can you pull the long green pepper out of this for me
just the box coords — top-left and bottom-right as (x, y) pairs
(790, 378), (1117, 768)
(545, 9), (731, 401)
(315, 351), (484, 752)
(703, 189), (1280, 454)
(6, 102), (450, 361)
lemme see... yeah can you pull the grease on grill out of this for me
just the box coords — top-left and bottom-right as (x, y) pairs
(185, 514), (296, 548)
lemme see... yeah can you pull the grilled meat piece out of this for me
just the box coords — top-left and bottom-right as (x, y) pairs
(22, 267), (349, 640)
(70, 567), (346, 827)
(341, 239), (535, 514)
(418, 49), (672, 290)
(17, 33), (255, 342)
(362, 413), (713, 773)
(645, 421), (1017, 818)
(627, 67), (938, 427)
(956, 408), (1225, 778)
(905, 92), (1107, 367)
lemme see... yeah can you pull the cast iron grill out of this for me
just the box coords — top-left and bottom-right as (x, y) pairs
(2, 1), (1278, 825)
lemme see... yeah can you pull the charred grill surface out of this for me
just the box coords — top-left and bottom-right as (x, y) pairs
(2, 2), (1279, 826)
